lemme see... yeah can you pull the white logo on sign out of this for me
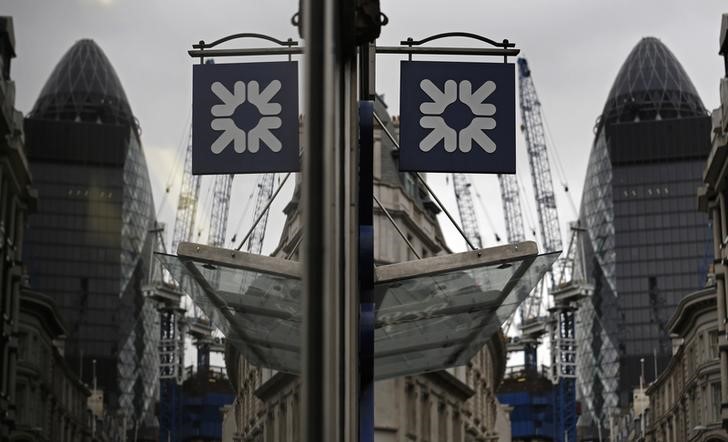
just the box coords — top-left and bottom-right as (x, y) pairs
(209, 80), (283, 154)
(418, 79), (497, 153)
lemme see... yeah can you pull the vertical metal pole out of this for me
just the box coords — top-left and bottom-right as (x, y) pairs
(358, 101), (374, 442)
(358, 42), (376, 442)
(302, 1), (358, 442)
(302, 0), (328, 441)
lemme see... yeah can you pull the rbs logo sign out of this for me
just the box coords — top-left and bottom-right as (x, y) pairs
(399, 61), (515, 174)
(192, 61), (299, 175)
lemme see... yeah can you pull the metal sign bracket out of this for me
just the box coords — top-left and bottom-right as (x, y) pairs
(188, 33), (302, 62)
(376, 31), (519, 62)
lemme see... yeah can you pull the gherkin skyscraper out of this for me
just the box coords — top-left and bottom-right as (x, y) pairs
(23, 39), (158, 438)
(576, 37), (711, 438)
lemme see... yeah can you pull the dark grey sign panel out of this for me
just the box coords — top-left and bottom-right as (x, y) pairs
(399, 61), (515, 173)
(193, 61), (299, 174)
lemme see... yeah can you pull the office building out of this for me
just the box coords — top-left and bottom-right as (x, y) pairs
(22, 39), (158, 437)
(577, 36), (712, 437)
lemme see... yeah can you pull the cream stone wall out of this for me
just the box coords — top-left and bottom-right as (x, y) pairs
(636, 288), (728, 442)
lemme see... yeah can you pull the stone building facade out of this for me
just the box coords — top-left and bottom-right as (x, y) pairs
(11, 289), (101, 442)
(221, 99), (511, 441)
(698, 13), (728, 432)
(636, 287), (727, 442)
(0, 16), (38, 439)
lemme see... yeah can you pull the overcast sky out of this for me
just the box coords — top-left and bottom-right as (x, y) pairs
(4, 0), (728, 255)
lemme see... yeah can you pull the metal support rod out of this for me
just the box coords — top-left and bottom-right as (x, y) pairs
(188, 47), (304, 58)
(189, 46), (519, 60)
(235, 172), (292, 251)
(373, 112), (478, 251)
(301, 0), (327, 439)
(373, 195), (421, 260)
(376, 46), (519, 57)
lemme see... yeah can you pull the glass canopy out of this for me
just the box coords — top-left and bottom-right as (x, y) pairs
(157, 241), (557, 380)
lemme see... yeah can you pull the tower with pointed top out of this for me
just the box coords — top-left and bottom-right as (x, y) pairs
(23, 39), (159, 438)
(577, 37), (712, 438)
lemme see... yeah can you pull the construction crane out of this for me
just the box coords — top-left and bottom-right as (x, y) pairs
(519, 57), (563, 257)
(498, 174), (526, 244)
(498, 173), (527, 335)
(514, 57), (565, 372)
(245, 173), (276, 254)
(208, 174), (234, 248)
(191, 172), (235, 371)
(171, 130), (202, 254)
(452, 174), (483, 249)
(517, 56), (581, 442)
(157, 130), (199, 442)
(550, 223), (592, 442)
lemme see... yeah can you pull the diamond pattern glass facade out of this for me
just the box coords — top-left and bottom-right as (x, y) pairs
(601, 37), (706, 126)
(22, 39), (157, 437)
(31, 39), (134, 128)
(577, 37), (712, 436)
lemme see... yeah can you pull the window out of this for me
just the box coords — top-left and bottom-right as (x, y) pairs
(292, 394), (300, 442)
(16, 383), (25, 424)
(713, 383), (721, 422)
(406, 383), (416, 436)
(421, 391), (431, 441)
(453, 412), (462, 442)
(438, 402), (447, 441)
(279, 401), (287, 442)
(266, 411), (274, 441)
(709, 330), (719, 359)
(403, 173), (416, 198)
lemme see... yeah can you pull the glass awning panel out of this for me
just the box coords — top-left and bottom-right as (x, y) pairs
(373, 250), (558, 379)
(157, 241), (557, 380)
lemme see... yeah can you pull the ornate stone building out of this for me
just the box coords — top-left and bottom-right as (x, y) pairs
(634, 287), (727, 442)
(0, 16), (38, 439)
(12, 289), (102, 442)
(698, 12), (728, 432)
(221, 99), (511, 441)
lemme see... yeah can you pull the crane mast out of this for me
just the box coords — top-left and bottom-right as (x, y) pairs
(498, 174), (526, 243)
(518, 57), (562, 256)
(498, 172), (526, 335)
(208, 174), (234, 247)
(171, 131), (201, 252)
(517, 57), (578, 442)
(452, 174), (483, 249)
(518, 57), (563, 329)
(158, 131), (199, 442)
(246, 174), (276, 254)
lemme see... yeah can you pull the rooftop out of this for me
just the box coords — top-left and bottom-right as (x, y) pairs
(601, 37), (705, 127)
(30, 39), (135, 129)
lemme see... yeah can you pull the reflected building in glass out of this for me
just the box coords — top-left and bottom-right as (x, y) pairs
(22, 39), (159, 437)
(219, 98), (515, 441)
(576, 37), (712, 438)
